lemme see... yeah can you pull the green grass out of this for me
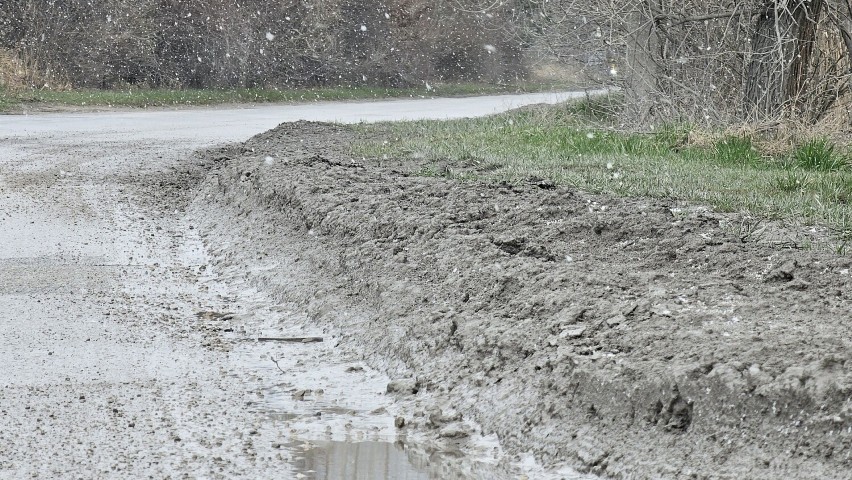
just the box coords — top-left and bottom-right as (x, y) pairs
(0, 81), (568, 110)
(714, 135), (762, 168)
(352, 98), (852, 240)
(792, 138), (849, 172)
(0, 85), (11, 111)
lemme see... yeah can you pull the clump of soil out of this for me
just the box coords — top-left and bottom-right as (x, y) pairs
(192, 121), (852, 479)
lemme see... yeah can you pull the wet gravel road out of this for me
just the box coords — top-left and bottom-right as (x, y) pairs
(0, 92), (593, 479)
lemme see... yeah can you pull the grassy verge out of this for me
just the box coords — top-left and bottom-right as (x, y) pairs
(0, 81), (569, 110)
(0, 84), (12, 110)
(353, 97), (852, 243)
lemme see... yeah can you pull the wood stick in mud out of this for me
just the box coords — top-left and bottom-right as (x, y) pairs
(256, 337), (324, 343)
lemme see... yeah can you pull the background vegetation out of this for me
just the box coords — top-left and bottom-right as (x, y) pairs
(0, 0), (529, 92)
(525, 1), (852, 128)
(6, 1), (852, 132)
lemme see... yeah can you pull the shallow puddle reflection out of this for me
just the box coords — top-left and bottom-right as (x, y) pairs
(291, 440), (429, 480)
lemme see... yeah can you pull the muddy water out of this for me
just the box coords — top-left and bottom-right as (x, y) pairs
(0, 94), (599, 479)
(200, 270), (514, 479)
(291, 441), (430, 479)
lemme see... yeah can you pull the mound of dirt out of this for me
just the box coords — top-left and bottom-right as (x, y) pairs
(192, 121), (852, 479)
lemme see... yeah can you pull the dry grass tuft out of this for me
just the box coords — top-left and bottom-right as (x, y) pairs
(0, 49), (27, 92)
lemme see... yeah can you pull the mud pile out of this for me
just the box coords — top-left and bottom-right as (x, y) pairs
(192, 121), (852, 479)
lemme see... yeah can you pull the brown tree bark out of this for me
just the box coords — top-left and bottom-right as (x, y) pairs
(829, 0), (852, 71)
(744, 0), (824, 119)
(624, 1), (662, 124)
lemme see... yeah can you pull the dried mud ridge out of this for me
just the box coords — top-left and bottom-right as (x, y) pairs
(191, 122), (852, 479)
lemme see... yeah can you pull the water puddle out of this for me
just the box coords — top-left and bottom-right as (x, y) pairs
(223, 307), (525, 479)
(289, 440), (430, 480)
(181, 228), (593, 480)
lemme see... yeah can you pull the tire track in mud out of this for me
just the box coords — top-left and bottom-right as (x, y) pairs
(193, 121), (852, 479)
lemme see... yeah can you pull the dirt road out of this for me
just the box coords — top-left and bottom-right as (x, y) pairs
(0, 92), (595, 479)
(4, 89), (850, 480)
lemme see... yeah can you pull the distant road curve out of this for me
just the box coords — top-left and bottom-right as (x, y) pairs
(0, 89), (610, 146)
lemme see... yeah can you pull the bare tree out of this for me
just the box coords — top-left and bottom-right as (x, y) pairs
(524, 0), (852, 126)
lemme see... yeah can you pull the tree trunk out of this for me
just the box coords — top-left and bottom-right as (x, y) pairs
(744, 0), (824, 119)
(624, 1), (661, 125)
(830, 0), (852, 72)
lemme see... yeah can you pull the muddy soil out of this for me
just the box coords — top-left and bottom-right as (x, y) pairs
(192, 121), (852, 479)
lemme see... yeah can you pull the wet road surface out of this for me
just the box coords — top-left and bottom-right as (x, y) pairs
(0, 92), (597, 479)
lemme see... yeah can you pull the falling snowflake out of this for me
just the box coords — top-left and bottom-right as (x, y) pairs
(266, 32), (275, 41)
(484, 44), (496, 54)
(360, 25), (367, 32)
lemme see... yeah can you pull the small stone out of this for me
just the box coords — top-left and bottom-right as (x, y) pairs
(428, 408), (461, 427)
(564, 327), (586, 339)
(292, 389), (312, 400)
(394, 416), (406, 428)
(606, 314), (625, 327)
(765, 260), (797, 283)
(386, 379), (417, 395)
(438, 422), (470, 439)
(785, 279), (810, 291)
